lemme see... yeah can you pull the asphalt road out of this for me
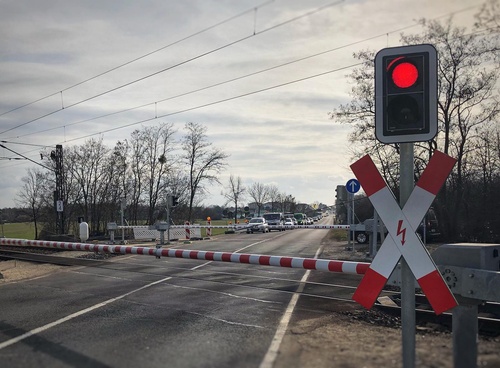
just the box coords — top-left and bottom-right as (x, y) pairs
(0, 217), (353, 368)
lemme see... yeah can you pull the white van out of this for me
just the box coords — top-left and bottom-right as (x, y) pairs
(262, 212), (285, 231)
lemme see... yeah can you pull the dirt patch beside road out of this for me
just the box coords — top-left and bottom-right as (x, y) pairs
(0, 260), (63, 283)
(274, 235), (500, 368)
(0, 251), (105, 283)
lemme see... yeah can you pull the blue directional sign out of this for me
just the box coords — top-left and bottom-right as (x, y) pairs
(346, 178), (360, 194)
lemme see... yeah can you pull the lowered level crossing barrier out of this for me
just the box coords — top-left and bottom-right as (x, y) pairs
(0, 237), (369, 275)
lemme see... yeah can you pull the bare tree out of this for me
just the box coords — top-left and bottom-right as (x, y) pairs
(66, 138), (113, 234)
(330, 12), (500, 240)
(141, 124), (176, 224)
(111, 140), (129, 202)
(267, 184), (280, 212)
(399, 17), (500, 239)
(276, 192), (293, 213)
(181, 122), (229, 222)
(475, 0), (500, 34)
(222, 174), (246, 223)
(16, 169), (45, 239)
(248, 182), (269, 216)
(129, 130), (147, 224)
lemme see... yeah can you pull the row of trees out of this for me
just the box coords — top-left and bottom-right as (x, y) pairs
(222, 176), (302, 222)
(14, 122), (317, 240)
(330, 1), (500, 242)
(16, 122), (229, 238)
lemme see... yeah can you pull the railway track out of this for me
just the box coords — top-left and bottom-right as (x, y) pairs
(0, 245), (119, 263)
(1, 245), (499, 337)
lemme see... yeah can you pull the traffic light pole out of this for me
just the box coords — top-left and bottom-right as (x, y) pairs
(374, 44), (438, 368)
(400, 143), (416, 368)
(347, 193), (352, 249)
(166, 200), (171, 244)
(350, 193), (355, 251)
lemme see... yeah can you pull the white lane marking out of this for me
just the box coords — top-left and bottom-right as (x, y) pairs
(0, 273), (177, 350)
(259, 245), (323, 368)
(235, 238), (274, 253)
(0, 237), (276, 350)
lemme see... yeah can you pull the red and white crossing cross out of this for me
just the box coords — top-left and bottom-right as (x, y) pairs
(350, 150), (458, 315)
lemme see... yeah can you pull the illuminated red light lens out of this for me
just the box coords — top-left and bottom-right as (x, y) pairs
(391, 62), (418, 88)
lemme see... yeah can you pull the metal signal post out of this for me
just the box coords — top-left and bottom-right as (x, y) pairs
(370, 44), (441, 367)
(53, 144), (65, 235)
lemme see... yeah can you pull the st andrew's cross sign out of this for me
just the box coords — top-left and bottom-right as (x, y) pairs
(350, 150), (457, 315)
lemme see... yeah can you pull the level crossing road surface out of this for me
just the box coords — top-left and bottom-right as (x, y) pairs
(0, 217), (358, 367)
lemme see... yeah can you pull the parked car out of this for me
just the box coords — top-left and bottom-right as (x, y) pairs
(246, 217), (269, 233)
(416, 208), (441, 242)
(284, 217), (295, 229)
(350, 208), (440, 244)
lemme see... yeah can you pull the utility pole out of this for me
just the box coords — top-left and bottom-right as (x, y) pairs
(52, 144), (64, 235)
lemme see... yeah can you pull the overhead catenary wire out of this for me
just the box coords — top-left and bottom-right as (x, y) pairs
(0, 144), (53, 171)
(61, 62), (364, 143)
(0, 0), (275, 119)
(0, 61), (361, 170)
(0, 0), (344, 136)
(0, 3), (487, 167)
(1, 2), (482, 143)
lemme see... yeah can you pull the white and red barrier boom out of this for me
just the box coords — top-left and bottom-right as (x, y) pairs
(0, 238), (369, 275)
(114, 224), (350, 230)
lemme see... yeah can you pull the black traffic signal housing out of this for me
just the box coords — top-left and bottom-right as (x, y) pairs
(335, 185), (347, 202)
(169, 195), (179, 207)
(375, 44), (437, 144)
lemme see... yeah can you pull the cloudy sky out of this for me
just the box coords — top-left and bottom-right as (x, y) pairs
(0, 0), (481, 209)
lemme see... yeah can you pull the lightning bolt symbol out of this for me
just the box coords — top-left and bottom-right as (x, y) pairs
(397, 220), (406, 245)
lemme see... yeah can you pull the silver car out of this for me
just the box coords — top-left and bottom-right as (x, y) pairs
(246, 217), (269, 233)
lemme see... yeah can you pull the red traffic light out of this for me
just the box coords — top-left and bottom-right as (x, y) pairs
(374, 44), (438, 144)
(389, 59), (418, 88)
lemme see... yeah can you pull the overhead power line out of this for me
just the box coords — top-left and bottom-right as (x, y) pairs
(0, 60), (363, 171)
(0, 0), (275, 119)
(61, 62), (365, 143)
(0, 157), (25, 161)
(0, 140), (51, 148)
(0, 2), (484, 167)
(0, 144), (53, 171)
(0, 0), (344, 136)
(2, 2), (481, 142)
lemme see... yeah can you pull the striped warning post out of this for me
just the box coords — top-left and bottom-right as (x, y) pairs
(206, 218), (212, 237)
(350, 151), (457, 315)
(185, 221), (190, 240)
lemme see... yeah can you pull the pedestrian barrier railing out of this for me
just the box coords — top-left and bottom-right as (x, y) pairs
(107, 223), (350, 242)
